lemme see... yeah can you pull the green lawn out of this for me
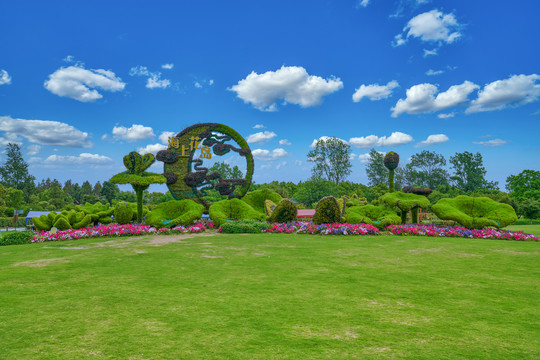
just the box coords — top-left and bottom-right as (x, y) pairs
(0, 233), (538, 359)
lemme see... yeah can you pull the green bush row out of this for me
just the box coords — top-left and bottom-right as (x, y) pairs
(219, 221), (271, 234)
(0, 231), (34, 246)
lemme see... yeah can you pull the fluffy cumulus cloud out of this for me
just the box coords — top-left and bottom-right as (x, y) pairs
(130, 65), (171, 89)
(247, 131), (277, 144)
(310, 136), (348, 148)
(0, 70), (12, 85)
(467, 74), (540, 113)
(229, 66), (343, 111)
(279, 139), (292, 146)
(253, 124), (265, 129)
(44, 66), (125, 102)
(43, 153), (113, 166)
(415, 134), (449, 147)
(112, 124), (155, 141)
(358, 151), (385, 164)
(352, 80), (399, 102)
(349, 132), (413, 148)
(0, 116), (92, 147)
(473, 139), (507, 147)
(391, 81), (478, 117)
(252, 148), (288, 161)
(26, 145), (41, 156)
(394, 10), (462, 47)
(138, 131), (175, 155)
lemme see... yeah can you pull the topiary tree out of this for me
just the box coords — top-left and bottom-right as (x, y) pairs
(269, 199), (297, 223)
(110, 152), (166, 223)
(344, 205), (401, 229)
(145, 199), (204, 228)
(313, 196), (342, 225)
(114, 202), (133, 225)
(384, 151), (399, 192)
(432, 195), (517, 229)
(209, 198), (265, 227)
(380, 191), (430, 224)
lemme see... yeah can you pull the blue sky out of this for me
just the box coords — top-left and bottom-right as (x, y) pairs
(0, 0), (539, 191)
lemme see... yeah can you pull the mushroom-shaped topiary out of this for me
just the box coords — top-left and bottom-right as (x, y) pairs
(432, 195), (517, 229)
(380, 191), (430, 224)
(209, 198), (265, 227)
(145, 200), (205, 228)
(110, 152), (166, 223)
(384, 151), (400, 192)
(313, 196), (342, 225)
(269, 199), (298, 223)
(344, 205), (401, 230)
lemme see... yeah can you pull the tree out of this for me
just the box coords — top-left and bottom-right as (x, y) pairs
(307, 137), (351, 185)
(506, 169), (540, 200)
(519, 199), (540, 223)
(93, 181), (102, 196)
(0, 143), (35, 191)
(293, 176), (339, 206)
(81, 181), (93, 197)
(449, 151), (498, 192)
(100, 181), (119, 203)
(208, 162), (244, 179)
(365, 149), (387, 186)
(406, 150), (449, 189)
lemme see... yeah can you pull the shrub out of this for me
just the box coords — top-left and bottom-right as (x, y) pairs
(269, 199), (297, 223)
(344, 205), (401, 229)
(53, 215), (72, 231)
(337, 196), (349, 215)
(32, 214), (52, 231)
(264, 199), (277, 217)
(432, 195), (517, 229)
(0, 231), (33, 246)
(209, 198), (265, 227)
(73, 214), (93, 229)
(145, 200), (204, 227)
(114, 202), (133, 225)
(242, 189), (283, 214)
(313, 196), (341, 225)
(346, 198), (367, 207)
(219, 220), (271, 234)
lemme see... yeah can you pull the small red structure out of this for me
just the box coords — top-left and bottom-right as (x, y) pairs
(297, 209), (316, 218)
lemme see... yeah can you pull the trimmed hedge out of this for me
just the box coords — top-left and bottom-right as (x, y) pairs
(219, 220), (271, 234)
(209, 198), (265, 227)
(313, 196), (342, 225)
(145, 200), (205, 228)
(269, 199), (297, 223)
(344, 205), (401, 230)
(0, 231), (33, 246)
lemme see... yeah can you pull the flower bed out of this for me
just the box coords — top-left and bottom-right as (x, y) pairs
(33, 221), (213, 243)
(385, 224), (539, 241)
(264, 222), (380, 235)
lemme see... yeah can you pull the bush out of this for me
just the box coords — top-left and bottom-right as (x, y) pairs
(313, 196), (341, 225)
(0, 231), (33, 246)
(145, 200), (204, 227)
(114, 202), (133, 225)
(53, 215), (71, 231)
(344, 205), (401, 230)
(220, 220), (271, 234)
(269, 199), (297, 223)
(209, 198), (265, 227)
(242, 189), (283, 214)
(264, 199), (277, 217)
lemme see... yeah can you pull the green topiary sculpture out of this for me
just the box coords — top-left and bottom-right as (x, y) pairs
(344, 205), (401, 229)
(242, 189), (283, 215)
(432, 195), (517, 229)
(313, 196), (342, 225)
(264, 199), (277, 217)
(384, 151), (399, 192)
(269, 199), (298, 223)
(209, 198), (265, 227)
(380, 191), (430, 224)
(145, 200), (205, 228)
(110, 152), (166, 223)
(114, 202), (133, 225)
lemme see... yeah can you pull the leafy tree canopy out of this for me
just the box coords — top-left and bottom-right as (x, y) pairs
(307, 137), (351, 185)
(506, 169), (540, 200)
(0, 143), (35, 191)
(450, 151), (498, 192)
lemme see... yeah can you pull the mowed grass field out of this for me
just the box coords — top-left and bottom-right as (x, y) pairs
(0, 232), (538, 359)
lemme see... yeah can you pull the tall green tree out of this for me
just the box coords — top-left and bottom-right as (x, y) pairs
(293, 176), (339, 206)
(208, 162), (243, 179)
(506, 169), (540, 200)
(450, 151), (498, 192)
(307, 137), (351, 185)
(100, 181), (119, 203)
(365, 149), (387, 186)
(93, 181), (102, 196)
(81, 181), (93, 196)
(405, 150), (449, 189)
(0, 143), (35, 191)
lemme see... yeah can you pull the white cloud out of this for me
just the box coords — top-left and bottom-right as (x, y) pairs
(112, 124), (155, 141)
(0, 70), (12, 85)
(358, 151), (385, 164)
(358, 0), (370, 7)
(0, 116), (92, 147)
(391, 81), (479, 117)
(44, 66), (125, 102)
(162, 63), (174, 70)
(260, 164), (271, 170)
(229, 65), (343, 111)
(423, 48), (438, 57)
(42, 153), (113, 166)
(26, 145), (41, 155)
(415, 134), (449, 147)
(101, 134), (108, 141)
(426, 69), (444, 76)
(438, 112), (455, 118)
(209, 79), (214, 85)
(349, 132), (413, 148)
(276, 161), (287, 169)
(129, 66), (150, 76)
(294, 160), (303, 166)
(146, 74), (170, 89)
(310, 136), (348, 148)
(252, 148), (288, 161)
(253, 124), (265, 129)
(352, 80), (399, 102)
(467, 74), (540, 113)
(349, 153), (357, 160)
(394, 10), (462, 47)
(137, 143), (168, 155)
(247, 131), (277, 144)
(158, 131), (175, 144)
(279, 139), (292, 146)
(0, 132), (22, 146)
(194, 81), (202, 88)
(473, 139), (507, 147)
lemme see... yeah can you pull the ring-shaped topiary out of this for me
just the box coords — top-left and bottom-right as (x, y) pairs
(157, 123), (254, 200)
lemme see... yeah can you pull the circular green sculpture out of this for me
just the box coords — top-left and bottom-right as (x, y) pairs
(384, 151), (399, 192)
(157, 123), (253, 200)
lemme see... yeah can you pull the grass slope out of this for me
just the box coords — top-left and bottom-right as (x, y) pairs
(0, 233), (538, 359)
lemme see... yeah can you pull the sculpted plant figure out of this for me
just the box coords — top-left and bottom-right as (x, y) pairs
(384, 151), (399, 192)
